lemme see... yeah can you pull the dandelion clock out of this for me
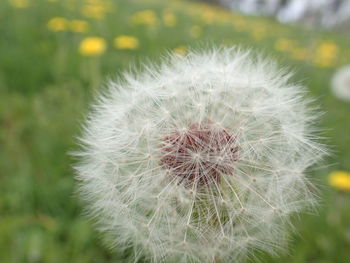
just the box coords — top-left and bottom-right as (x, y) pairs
(331, 65), (350, 101)
(74, 48), (325, 262)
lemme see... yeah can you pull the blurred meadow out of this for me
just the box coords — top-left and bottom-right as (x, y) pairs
(1, 0), (350, 262)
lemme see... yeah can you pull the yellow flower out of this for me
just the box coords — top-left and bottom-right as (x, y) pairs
(84, 0), (109, 4)
(274, 38), (295, 52)
(163, 12), (177, 27)
(9, 0), (29, 8)
(201, 10), (216, 24)
(82, 4), (107, 19)
(190, 25), (202, 38)
(84, 0), (101, 3)
(328, 171), (350, 192)
(70, 20), (89, 33)
(317, 42), (339, 57)
(114, 35), (139, 50)
(174, 45), (187, 56)
(130, 10), (158, 27)
(47, 17), (69, 32)
(313, 42), (339, 68)
(79, 37), (106, 56)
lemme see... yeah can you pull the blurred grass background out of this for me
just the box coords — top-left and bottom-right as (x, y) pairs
(1, 0), (350, 262)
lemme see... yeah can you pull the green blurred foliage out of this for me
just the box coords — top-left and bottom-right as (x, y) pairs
(0, 0), (350, 262)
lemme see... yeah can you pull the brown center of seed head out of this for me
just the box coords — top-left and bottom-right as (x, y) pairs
(160, 121), (239, 186)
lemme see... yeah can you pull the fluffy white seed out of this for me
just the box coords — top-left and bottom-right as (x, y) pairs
(74, 47), (325, 263)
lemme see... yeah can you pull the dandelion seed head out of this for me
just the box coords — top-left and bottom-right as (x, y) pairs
(331, 65), (350, 101)
(74, 47), (325, 263)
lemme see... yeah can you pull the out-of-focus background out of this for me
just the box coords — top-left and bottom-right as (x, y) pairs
(220, 0), (350, 30)
(1, 0), (350, 262)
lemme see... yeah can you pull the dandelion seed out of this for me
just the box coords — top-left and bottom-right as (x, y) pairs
(75, 47), (325, 262)
(174, 45), (187, 56)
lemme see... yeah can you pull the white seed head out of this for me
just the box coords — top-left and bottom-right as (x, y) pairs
(331, 65), (350, 101)
(74, 47), (325, 262)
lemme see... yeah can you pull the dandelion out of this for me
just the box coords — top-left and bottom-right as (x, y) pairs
(47, 17), (69, 32)
(79, 37), (106, 56)
(70, 20), (89, 33)
(314, 42), (339, 68)
(331, 65), (350, 101)
(74, 47), (325, 262)
(9, 0), (29, 8)
(317, 42), (338, 57)
(130, 10), (158, 27)
(162, 12), (177, 27)
(82, 4), (108, 19)
(328, 171), (350, 192)
(113, 35), (139, 50)
(201, 10), (216, 24)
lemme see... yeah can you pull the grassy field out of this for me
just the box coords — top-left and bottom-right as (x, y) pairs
(1, 0), (350, 262)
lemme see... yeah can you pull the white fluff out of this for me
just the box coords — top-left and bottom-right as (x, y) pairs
(331, 65), (350, 101)
(74, 47), (325, 262)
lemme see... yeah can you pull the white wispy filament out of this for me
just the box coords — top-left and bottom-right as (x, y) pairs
(75, 48), (325, 263)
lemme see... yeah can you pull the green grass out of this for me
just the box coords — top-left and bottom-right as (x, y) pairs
(1, 0), (350, 262)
